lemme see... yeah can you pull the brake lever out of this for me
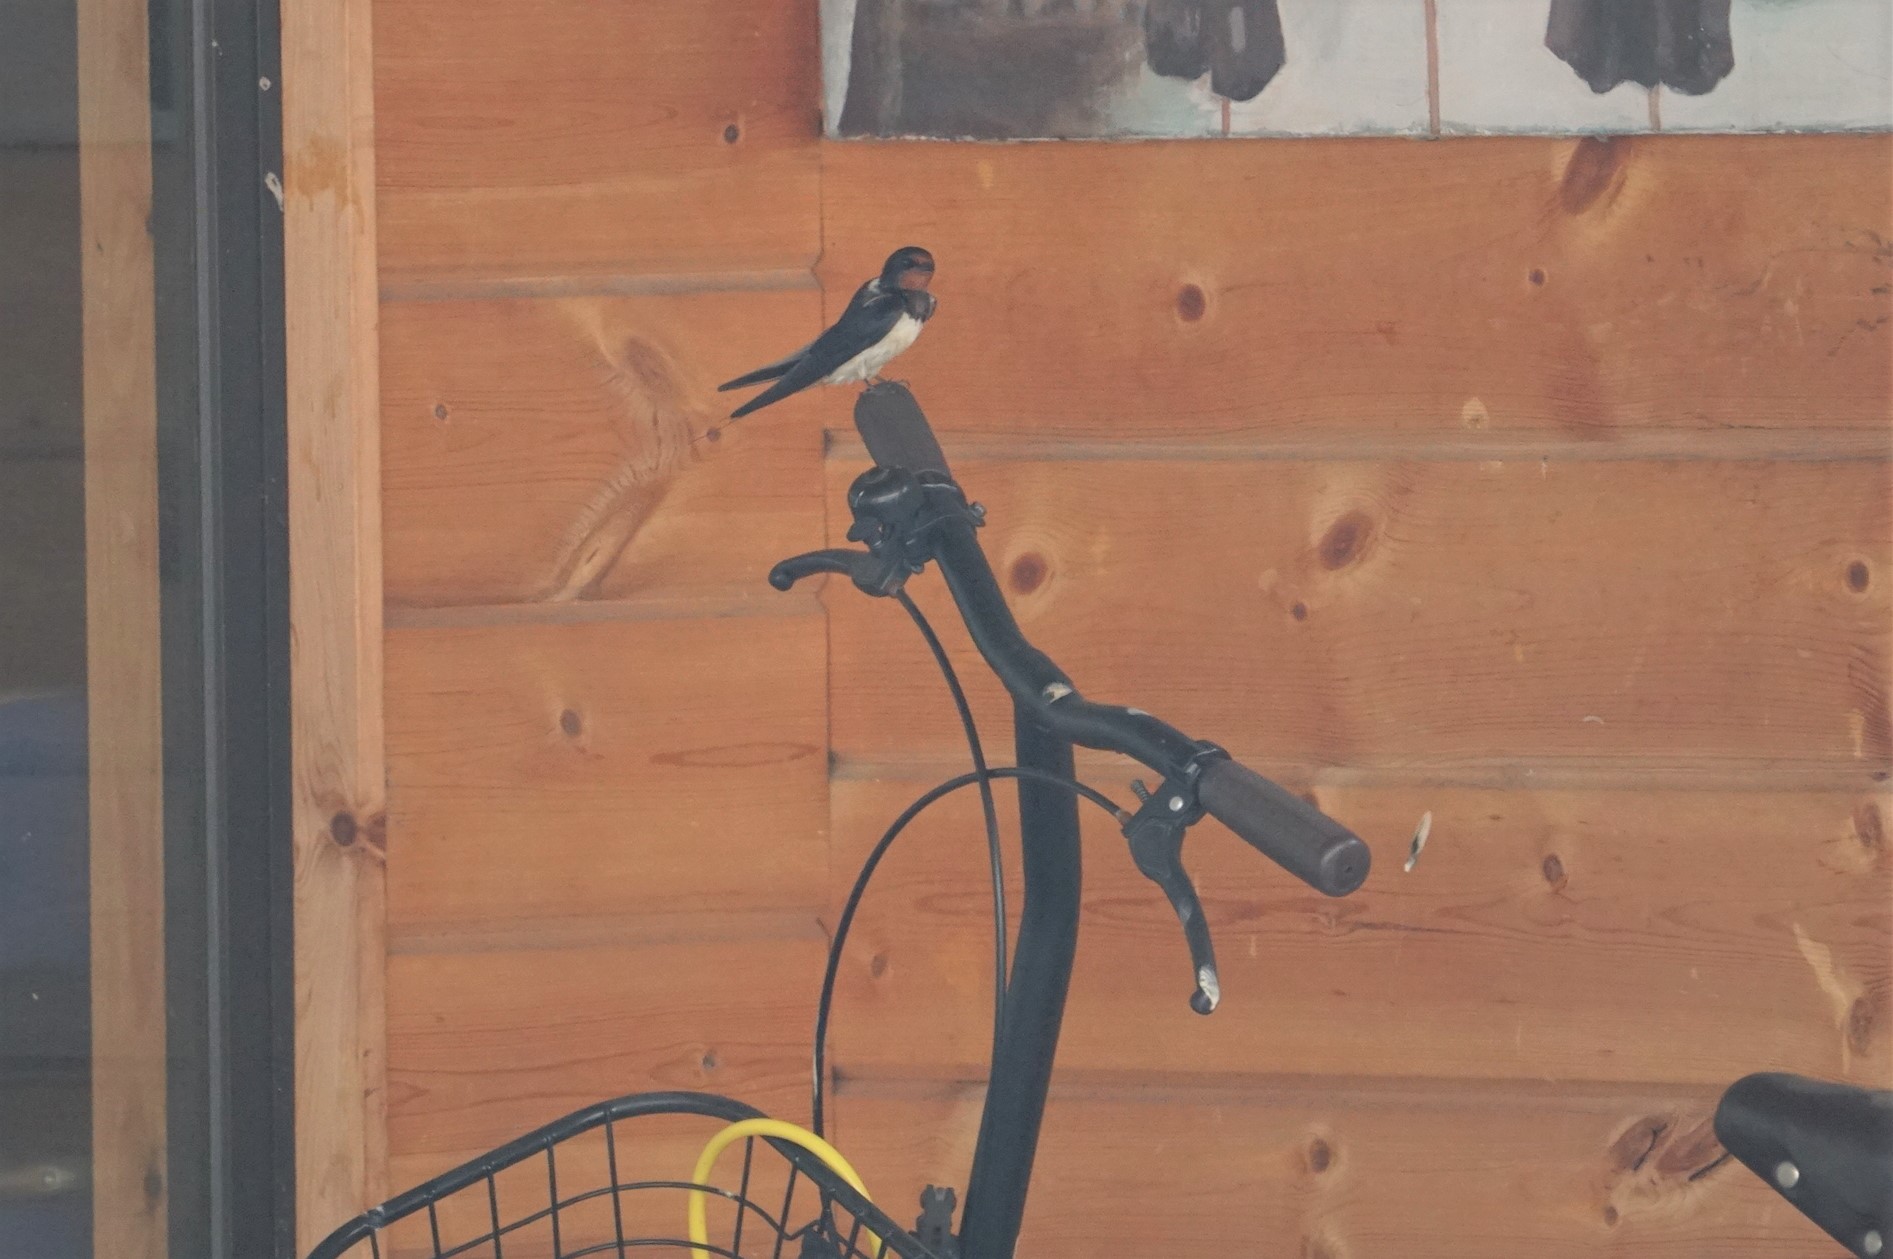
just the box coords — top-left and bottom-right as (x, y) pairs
(769, 465), (983, 600)
(1123, 778), (1221, 1015)
(768, 547), (911, 598)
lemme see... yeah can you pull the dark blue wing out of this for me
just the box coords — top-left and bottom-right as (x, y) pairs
(727, 287), (904, 419)
(718, 341), (813, 392)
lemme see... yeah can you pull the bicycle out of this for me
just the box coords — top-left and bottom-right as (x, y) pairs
(305, 379), (1367, 1259)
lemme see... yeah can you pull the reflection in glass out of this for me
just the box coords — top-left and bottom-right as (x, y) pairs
(1, 0), (92, 1251)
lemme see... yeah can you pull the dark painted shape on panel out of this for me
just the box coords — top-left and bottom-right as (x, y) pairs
(1547, 0), (1735, 96)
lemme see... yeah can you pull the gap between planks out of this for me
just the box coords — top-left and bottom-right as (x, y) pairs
(379, 265), (818, 304)
(824, 427), (1892, 465)
(833, 1062), (1729, 1113)
(832, 751), (1890, 796)
(388, 907), (823, 957)
(385, 587), (821, 630)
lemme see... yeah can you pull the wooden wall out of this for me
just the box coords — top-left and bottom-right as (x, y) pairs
(360, 1), (1891, 1253)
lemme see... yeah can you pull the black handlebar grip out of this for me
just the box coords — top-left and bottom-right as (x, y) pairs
(1197, 759), (1371, 897)
(854, 382), (952, 476)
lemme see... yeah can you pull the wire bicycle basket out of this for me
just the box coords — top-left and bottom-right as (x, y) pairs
(306, 1092), (948, 1259)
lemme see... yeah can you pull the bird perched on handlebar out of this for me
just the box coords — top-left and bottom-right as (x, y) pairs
(718, 246), (935, 419)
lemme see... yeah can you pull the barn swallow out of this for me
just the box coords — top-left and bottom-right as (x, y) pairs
(718, 246), (936, 419)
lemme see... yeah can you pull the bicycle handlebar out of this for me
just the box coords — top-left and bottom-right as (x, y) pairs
(1196, 758), (1370, 897)
(811, 381), (1374, 1259)
(851, 380), (1371, 900)
(936, 498), (1369, 898)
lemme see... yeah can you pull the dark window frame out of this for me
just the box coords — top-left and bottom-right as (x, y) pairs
(149, 0), (294, 1247)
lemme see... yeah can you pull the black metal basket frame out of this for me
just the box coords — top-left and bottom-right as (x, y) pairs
(305, 1091), (941, 1259)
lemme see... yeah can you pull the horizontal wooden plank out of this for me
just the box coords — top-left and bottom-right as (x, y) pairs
(826, 457), (1892, 771)
(374, 0), (819, 282)
(827, 426), (1893, 465)
(387, 936), (822, 1159)
(833, 1080), (1821, 1259)
(820, 135), (1893, 440)
(826, 779), (1892, 1088)
(381, 290), (826, 608)
(385, 612), (828, 935)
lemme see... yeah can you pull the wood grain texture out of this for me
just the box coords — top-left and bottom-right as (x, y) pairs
(284, 0), (388, 1235)
(374, 0), (820, 284)
(78, 0), (165, 1244)
(819, 136), (1893, 442)
(386, 936), (822, 1159)
(827, 778), (1890, 1088)
(381, 289), (827, 609)
(826, 457), (1893, 774)
(834, 1079), (1823, 1259)
(385, 611), (829, 937)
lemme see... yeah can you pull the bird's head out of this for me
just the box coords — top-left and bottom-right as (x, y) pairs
(882, 246), (935, 292)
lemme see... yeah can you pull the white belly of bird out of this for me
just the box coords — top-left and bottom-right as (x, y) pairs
(824, 313), (923, 385)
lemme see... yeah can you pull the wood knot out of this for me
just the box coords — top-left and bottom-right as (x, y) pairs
(723, 122), (741, 144)
(1652, 1117), (1722, 1177)
(1529, 268), (1547, 286)
(869, 952), (889, 979)
(1561, 136), (1629, 216)
(1175, 283), (1207, 322)
(1305, 1137), (1333, 1173)
(1602, 1204), (1619, 1227)
(432, 403), (449, 421)
(329, 810), (387, 857)
(700, 1049), (719, 1071)
(1849, 997), (1877, 1056)
(559, 708), (583, 737)
(1855, 801), (1885, 853)
(1290, 601), (1308, 621)
(1318, 511), (1375, 570)
(1541, 853), (1567, 888)
(1009, 551), (1049, 594)
(1608, 1116), (1668, 1173)
(1847, 560), (1871, 593)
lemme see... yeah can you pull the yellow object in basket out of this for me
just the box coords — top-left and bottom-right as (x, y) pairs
(687, 1118), (885, 1258)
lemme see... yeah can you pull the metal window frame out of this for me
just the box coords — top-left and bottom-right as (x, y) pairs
(149, 0), (293, 1246)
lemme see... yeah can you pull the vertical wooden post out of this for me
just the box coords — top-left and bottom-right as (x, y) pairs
(78, 0), (165, 1251)
(283, 0), (388, 1244)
